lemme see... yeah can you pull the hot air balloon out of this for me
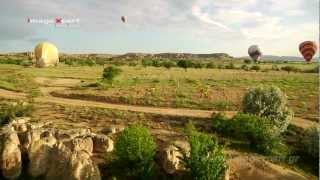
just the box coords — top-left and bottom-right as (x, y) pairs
(34, 42), (59, 68)
(248, 45), (262, 62)
(121, 16), (127, 23)
(299, 41), (317, 62)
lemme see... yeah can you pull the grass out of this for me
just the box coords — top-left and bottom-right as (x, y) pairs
(0, 62), (317, 120)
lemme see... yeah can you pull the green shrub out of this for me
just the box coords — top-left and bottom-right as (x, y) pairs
(177, 60), (192, 71)
(141, 59), (153, 67)
(225, 62), (236, 69)
(162, 61), (176, 69)
(250, 65), (261, 71)
(271, 65), (280, 71)
(102, 66), (122, 83)
(242, 86), (293, 133)
(206, 62), (216, 69)
(241, 64), (249, 71)
(281, 66), (301, 73)
(181, 122), (227, 180)
(301, 127), (319, 159)
(243, 59), (252, 64)
(212, 113), (282, 155)
(114, 124), (156, 179)
(0, 101), (33, 126)
(304, 65), (319, 73)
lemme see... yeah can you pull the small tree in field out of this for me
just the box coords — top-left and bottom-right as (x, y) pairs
(177, 60), (192, 71)
(102, 66), (122, 83)
(242, 85), (293, 133)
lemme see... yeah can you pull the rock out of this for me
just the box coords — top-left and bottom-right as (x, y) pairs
(46, 142), (72, 180)
(161, 140), (190, 174)
(1, 141), (22, 179)
(28, 136), (57, 177)
(55, 128), (91, 141)
(100, 126), (117, 135)
(46, 143), (101, 180)
(92, 134), (114, 153)
(63, 136), (93, 154)
(68, 150), (101, 180)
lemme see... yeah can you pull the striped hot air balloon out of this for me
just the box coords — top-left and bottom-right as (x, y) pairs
(299, 41), (317, 62)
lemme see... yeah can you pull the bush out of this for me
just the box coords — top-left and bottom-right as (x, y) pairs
(225, 62), (236, 69)
(242, 86), (293, 133)
(0, 101), (33, 126)
(181, 122), (227, 180)
(162, 61), (176, 69)
(212, 113), (282, 155)
(271, 64), (280, 71)
(304, 65), (319, 73)
(241, 64), (249, 71)
(177, 60), (192, 71)
(281, 66), (301, 73)
(243, 59), (252, 64)
(301, 127), (319, 159)
(250, 65), (261, 71)
(114, 124), (156, 179)
(102, 66), (122, 83)
(141, 59), (153, 67)
(206, 62), (216, 69)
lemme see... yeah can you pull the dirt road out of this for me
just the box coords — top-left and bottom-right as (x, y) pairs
(0, 87), (317, 130)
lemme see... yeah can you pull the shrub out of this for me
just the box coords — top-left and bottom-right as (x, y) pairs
(193, 62), (204, 69)
(0, 101), (33, 126)
(243, 59), (252, 64)
(250, 65), (261, 71)
(114, 124), (156, 179)
(177, 60), (192, 71)
(212, 113), (282, 155)
(102, 66), (122, 83)
(206, 62), (216, 69)
(162, 61), (176, 69)
(181, 122), (227, 180)
(241, 64), (249, 71)
(141, 59), (153, 67)
(225, 62), (236, 69)
(304, 65), (319, 73)
(242, 86), (293, 133)
(271, 64), (280, 71)
(281, 66), (301, 73)
(301, 127), (319, 159)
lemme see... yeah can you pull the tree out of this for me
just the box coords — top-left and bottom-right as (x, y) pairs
(102, 66), (122, 83)
(177, 60), (192, 71)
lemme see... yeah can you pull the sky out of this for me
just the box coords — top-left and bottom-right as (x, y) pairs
(0, 0), (318, 57)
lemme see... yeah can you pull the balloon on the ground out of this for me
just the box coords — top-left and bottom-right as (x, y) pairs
(121, 16), (127, 23)
(248, 45), (262, 62)
(299, 41), (317, 62)
(34, 42), (59, 68)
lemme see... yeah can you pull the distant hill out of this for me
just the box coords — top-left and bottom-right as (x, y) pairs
(242, 55), (309, 61)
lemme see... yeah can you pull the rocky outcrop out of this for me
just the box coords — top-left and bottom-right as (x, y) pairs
(0, 117), (107, 180)
(92, 134), (114, 153)
(1, 131), (22, 179)
(160, 140), (190, 174)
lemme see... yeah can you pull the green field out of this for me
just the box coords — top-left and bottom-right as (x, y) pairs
(0, 60), (318, 121)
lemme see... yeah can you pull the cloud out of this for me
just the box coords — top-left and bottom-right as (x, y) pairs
(191, 0), (232, 31)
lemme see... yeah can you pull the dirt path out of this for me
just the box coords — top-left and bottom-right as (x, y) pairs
(0, 88), (317, 129)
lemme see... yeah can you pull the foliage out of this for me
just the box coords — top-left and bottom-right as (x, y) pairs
(181, 122), (227, 180)
(177, 60), (192, 71)
(206, 62), (216, 69)
(225, 62), (236, 69)
(271, 64), (280, 71)
(243, 59), (252, 64)
(241, 64), (249, 71)
(242, 85), (293, 133)
(300, 126), (319, 159)
(114, 124), (156, 179)
(281, 66), (301, 73)
(212, 113), (282, 155)
(0, 101), (33, 126)
(102, 66), (122, 82)
(250, 65), (261, 71)
(162, 61), (176, 69)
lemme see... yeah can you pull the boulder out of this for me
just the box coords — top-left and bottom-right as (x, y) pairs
(1, 141), (22, 179)
(63, 136), (93, 155)
(68, 150), (101, 180)
(28, 136), (57, 177)
(161, 140), (190, 174)
(92, 134), (114, 153)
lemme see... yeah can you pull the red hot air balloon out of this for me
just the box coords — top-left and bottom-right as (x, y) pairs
(299, 41), (317, 62)
(121, 16), (127, 23)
